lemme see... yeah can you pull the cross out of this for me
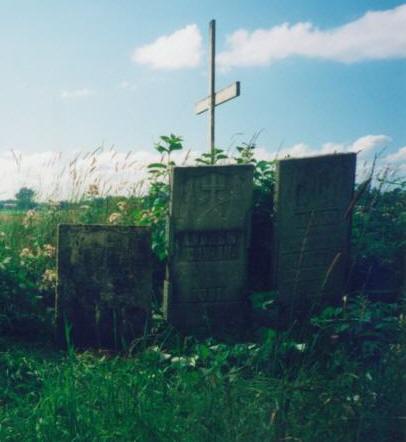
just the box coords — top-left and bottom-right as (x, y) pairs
(201, 173), (227, 218)
(201, 173), (226, 205)
(195, 19), (241, 165)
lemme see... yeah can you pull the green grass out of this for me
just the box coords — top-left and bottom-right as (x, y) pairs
(0, 328), (405, 442)
(0, 144), (404, 441)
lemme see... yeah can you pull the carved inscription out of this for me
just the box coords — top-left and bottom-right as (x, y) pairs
(294, 209), (341, 229)
(82, 246), (144, 274)
(181, 173), (229, 220)
(282, 207), (345, 281)
(274, 154), (356, 310)
(176, 230), (241, 262)
(279, 231), (344, 253)
(191, 287), (224, 303)
(56, 225), (152, 348)
(164, 165), (254, 330)
(294, 165), (345, 210)
(279, 250), (340, 269)
(179, 172), (247, 223)
(200, 173), (227, 204)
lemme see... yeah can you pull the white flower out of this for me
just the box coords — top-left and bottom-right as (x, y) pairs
(108, 212), (122, 224)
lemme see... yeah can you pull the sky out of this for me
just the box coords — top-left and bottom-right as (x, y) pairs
(0, 0), (405, 199)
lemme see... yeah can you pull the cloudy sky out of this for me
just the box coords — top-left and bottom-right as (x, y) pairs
(0, 0), (405, 199)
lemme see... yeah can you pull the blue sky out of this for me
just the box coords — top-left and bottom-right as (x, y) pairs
(0, 1), (405, 198)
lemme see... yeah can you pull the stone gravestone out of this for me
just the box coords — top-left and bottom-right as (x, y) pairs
(273, 153), (356, 319)
(402, 246), (406, 298)
(56, 225), (152, 349)
(164, 164), (254, 332)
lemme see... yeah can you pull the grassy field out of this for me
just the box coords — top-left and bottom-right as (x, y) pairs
(0, 195), (404, 441)
(0, 210), (23, 222)
(1, 325), (405, 442)
(0, 140), (405, 441)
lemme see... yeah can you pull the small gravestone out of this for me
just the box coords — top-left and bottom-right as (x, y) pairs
(273, 153), (356, 319)
(164, 164), (254, 332)
(56, 225), (152, 349)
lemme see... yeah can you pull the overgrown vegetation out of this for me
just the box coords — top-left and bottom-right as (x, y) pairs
(0, 136), (405, 441)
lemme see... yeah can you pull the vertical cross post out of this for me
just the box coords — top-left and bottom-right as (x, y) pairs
(209, 19), (216, 164)
(195, 20), (240, 164)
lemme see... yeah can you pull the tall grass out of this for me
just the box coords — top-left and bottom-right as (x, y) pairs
(0, 142), (405, 441)
(0, 326), (404, 442)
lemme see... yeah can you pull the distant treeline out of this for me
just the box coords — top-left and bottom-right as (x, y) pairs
(0, 195), (142, 211)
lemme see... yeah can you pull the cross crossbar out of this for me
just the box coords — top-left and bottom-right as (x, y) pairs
(195, 81), (241, 115)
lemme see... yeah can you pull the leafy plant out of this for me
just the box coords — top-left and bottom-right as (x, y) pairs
(136, 134), (184, 260)
(233, 136), (276, 291)
(311, 296), (401, 362)
(147, 134), (183, 180)
(195, 147), (229, 165)
(351, 181), (406, 299)
(234, 141), (256, 165)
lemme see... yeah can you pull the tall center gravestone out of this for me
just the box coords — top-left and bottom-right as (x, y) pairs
(56, 225), (152, 349)
(164, 164), (254, 332)
(274, 153), (356, 318)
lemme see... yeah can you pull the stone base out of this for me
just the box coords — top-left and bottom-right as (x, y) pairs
(164, 287), (247, 335)
(55, 305), (149, 350)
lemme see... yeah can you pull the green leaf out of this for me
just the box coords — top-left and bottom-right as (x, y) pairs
(147, 163), (166, 169)
(168, 143), (183, 152)
(155, 144), (168, 154)
(198, 344), (210, 360)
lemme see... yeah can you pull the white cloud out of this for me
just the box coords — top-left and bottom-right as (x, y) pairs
(264, 133), (390, 159)
(351, 134), (392, 155)
(382, 145), (406, 177)
(261, 134), (401, 183)
(0, 146), (193, 201)
(0, 135), (403, 200)
(228, 135), (403, 182)
(384, 145), (406, 163)
(60, 88), (95, 99)
(267, 134), (390, 160)
(132, 24), (203, 69)
(218, 5), (406, 68)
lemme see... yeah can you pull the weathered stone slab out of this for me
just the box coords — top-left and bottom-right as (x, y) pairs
(164, 165), (254, 332)
(56, 225), (152, 349)
(402, 246), (406, 298)
(273, 153), (356, 318)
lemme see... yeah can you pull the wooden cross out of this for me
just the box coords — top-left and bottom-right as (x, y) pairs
(195, 19), (241, 164)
